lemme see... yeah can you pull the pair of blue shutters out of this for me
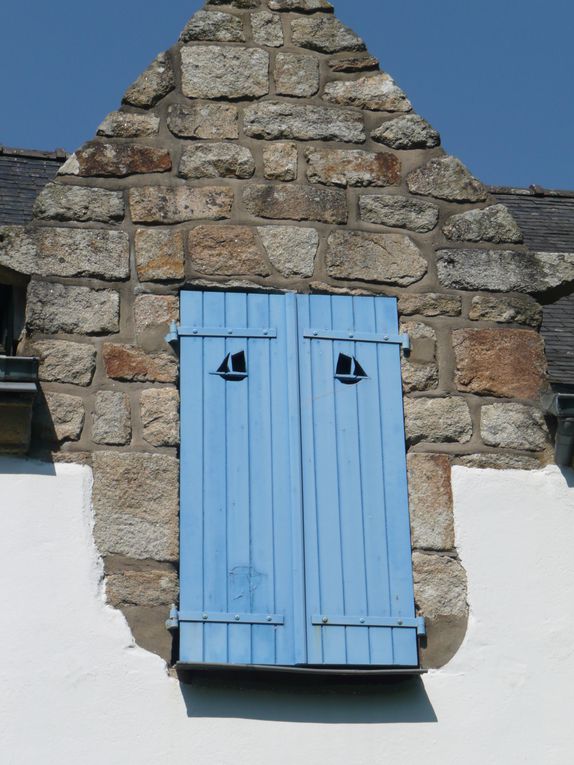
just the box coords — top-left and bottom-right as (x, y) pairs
(179, 291), (419, 668)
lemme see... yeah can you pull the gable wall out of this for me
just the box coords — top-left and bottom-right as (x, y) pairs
(0, 0), (565, 665)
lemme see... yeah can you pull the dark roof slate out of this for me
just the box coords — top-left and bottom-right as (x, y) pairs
(0, 147), (66, 226)
(493, 188), (574, 253)
(492, 188), (574, 385)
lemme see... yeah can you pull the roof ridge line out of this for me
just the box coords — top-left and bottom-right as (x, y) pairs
(0, 146), (69, 161)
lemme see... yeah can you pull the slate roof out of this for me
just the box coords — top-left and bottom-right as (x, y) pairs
(0, 146), (67, 226)
(493, 187), (574, 386)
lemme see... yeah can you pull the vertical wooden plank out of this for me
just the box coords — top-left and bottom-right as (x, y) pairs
(179, 291), (204, 663)
(332, 297), (370, 665)
(247, 293), (276, 666)
(375, 298), (418, 666)
(299, 294), (347, 664)
(224, 292), (252, 664)
(198, 291), (229, 663)
(352, 296), (394, 665)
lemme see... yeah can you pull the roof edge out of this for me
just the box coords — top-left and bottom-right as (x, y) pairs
(0, 145), (68, 161)
(490, 185), (574, 199)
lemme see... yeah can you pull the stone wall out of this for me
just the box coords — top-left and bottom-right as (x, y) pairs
(0, 0), (566, 666)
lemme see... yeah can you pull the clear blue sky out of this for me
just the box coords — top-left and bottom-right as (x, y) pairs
(1, 0), (572, 189)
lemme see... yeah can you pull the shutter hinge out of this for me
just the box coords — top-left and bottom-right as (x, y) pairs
(165, 322), (180, 350)
(166, 605), (179, 633)
(311, 614), (426, 636)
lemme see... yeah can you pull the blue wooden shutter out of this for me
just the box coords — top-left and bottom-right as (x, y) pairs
(179, 291), (306, 666)
(179, 291), (418, 669)
(297, 294), (418, 667)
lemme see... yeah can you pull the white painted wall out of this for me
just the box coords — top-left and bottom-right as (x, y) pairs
(1, 457), (573, 765)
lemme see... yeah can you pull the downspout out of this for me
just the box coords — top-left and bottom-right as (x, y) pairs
(542, 392), (574, 467)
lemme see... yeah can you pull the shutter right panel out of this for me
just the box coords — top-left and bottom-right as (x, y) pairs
(298, 294), (418, 667)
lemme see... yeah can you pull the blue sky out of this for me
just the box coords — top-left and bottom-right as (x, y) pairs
(1, 0), (572, 188)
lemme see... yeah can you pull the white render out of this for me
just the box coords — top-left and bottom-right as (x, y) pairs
(1, 457), (573, 764)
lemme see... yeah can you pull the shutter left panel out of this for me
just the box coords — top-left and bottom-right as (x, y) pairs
(179, 291), (304, 667)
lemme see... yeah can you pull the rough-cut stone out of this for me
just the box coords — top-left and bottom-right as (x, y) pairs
(408, 454), (454, 551)
(181, 46), (269, 99)
(258, 225), (318, 277)
(97, 111), (160, 138)
(455, 453), (542, 471)
(437, 249), (574, 294)
(93, 452), (179, 561)
(44, 393), (85, 443)
(243, 184), (347, 224)
(269, 0), (333, 10)
(179, 143), (255, 180)
(323, 73), (411, 112)
(33, 184), (125, 223)
(402, 360), (439, 393)
(0, 226), (37, 275)
(64, 143), (171, 178)
(167, 103), (239, 140)
(105, 561), (178, 608)
(129, 186), (233, 224)
(328, 53), (378, 72)
(134, 295), (179, 335)
(360, 194), (439, 232)
(326, 231), (427, 286)
(180, 10), (245, 42)
(407, 157), (487, 202)
(404, 397), (473, 445)
(243, 101), (365, 143)
(33, 228), (129, 280)
(275, 53), (320, 97)
(398, 293), (462, 318)
(452, 328), (547, 399)
(140, 388), (180, 447)
(251, 11), (283, 46)
(103, 345), (177, 383)
(26, 282), (119, 335)
(188, 225), (270, 276)
(412, 552), (468, 619)
(135, 229), (185, 282)
(372, 115), (440, 149)
(443, 204), (523, 243)
(123, 52), (175, 108)
(400, 321), (436, 363)
(481, 403), (549, 451)
(30, 340), (96, 386)
(291, 15), (364, 53)
(306, 148), (400, 188)
(92, 392), (131, 446)
(263, 142), (298, 181)
(469, 294), (542, 327)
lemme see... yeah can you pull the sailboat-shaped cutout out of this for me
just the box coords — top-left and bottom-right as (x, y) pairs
(211, 351), (248, 382)
(335, 353), (368, 385)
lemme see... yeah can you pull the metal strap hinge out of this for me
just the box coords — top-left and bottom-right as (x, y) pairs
(311, 615), (426, 637)
(304, 329), (410, 352)
(166, 607), (284, 630)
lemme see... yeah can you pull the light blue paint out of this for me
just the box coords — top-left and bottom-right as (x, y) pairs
(179, 291), (419, 668)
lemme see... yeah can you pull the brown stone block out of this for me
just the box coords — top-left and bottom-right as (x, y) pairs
(103, 344), (177, 383)
(167, 103), (238, 140)
(129, 186), (233, 224)
(72, 143), (171, 178)
(105, 558), (178, 608)
(243, 184), (347, 224)
(135, 229), (185, 282)
(453, 328), (547, 399)
(134, 295), (179, 335)
(326, 231), (427, 286)
(188, 225), (270, 276)
(408, 454), (454, 551)
(306, 148), (401, 188)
